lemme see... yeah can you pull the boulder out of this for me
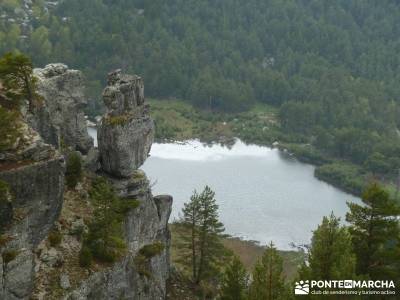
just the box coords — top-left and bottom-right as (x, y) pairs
(40, 247), (63, 268)
(60, 274), (71, 290)
(1, 250), (35, 300)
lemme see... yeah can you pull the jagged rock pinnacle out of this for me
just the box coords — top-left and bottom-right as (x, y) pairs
(98, 70), (154, 178)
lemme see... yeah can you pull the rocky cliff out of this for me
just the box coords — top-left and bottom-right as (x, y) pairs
(0, 122), (65, 300)
(28, 64), (93, 154)
(0, 66), (171, 299)
(65, 70), (171, 299)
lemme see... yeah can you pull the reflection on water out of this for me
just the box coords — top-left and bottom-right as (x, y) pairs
(142, 140), (361, 250)
(88, 128), (360, 250)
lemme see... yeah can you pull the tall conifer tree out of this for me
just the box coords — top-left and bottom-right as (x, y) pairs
(299, 213), (356, 281)
(249, 242), (285, 300)
(346, 183), (400, 280)
(220, 256), (248, 300)
(178, 186), (227, 285)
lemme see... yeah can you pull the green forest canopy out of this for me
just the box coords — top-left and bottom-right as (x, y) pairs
(1, 0), (400, 176)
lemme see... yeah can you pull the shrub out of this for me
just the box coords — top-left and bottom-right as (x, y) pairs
(79, 246), (93, 268)
(65, 152), (82, 189)
(315, 163), (365, 196)
(134, 242), (165, 278)
(134, 253), (151, 277)
(86, 235), (126, 263)
(48, 230), (62, 247)
(139, 242), (164, 258)
(2, 250), (18, 263)
(105, 114), (131, 126)
(0, 234), (12, 249)
(70, 224), (85, 240)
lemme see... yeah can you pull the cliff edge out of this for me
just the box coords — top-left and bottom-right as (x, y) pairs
(0, 65), (172, 300)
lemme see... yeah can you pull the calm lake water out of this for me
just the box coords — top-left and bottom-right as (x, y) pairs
(88, 129), (360, 250)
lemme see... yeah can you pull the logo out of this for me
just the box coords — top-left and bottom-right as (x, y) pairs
(295, 280), (310, 295)
(294, 279), (396, 296)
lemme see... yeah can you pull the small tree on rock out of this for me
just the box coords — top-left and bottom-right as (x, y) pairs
(0, 52), (40, 111)
(65, 152), (82, 189)
(81, 177), (138, 264)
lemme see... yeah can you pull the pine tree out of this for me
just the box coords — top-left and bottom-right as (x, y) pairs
(0, 52), (40, 111)
(65, 152), (82, 189)
(299, 213), (356, 281)
(82, 177), (139, 264)
(249, 242), (285, 300)
(220, 256), (248, 300)
(346, 183), (400, 280)
(178, 186), (227, 285)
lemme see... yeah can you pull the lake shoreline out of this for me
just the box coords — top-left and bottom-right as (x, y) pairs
(148, 99), (400, 201)
(154, 135), (364, 198)
(142, 139), (361, 250)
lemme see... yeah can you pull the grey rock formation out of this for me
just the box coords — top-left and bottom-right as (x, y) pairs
(98, 70), (154, 177)
(0, 121), (65, 239)
(66, 71), (172, 300)
(60, 274), (71, 290)
(0, 122), (65, 300)
(0, 155), (65, 246)
(30, 63), (93, 153)
(65, 178), (172, 300)
(103, 70), (145, 116)
(83, 148), (101, 173)
(0, 183), (13, 230)
(40, 247), (64, 268)
(1, 67), (171, 300)
(1, 250), (35, 300)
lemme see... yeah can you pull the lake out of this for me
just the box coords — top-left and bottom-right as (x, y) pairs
(88, 129), (360, 250)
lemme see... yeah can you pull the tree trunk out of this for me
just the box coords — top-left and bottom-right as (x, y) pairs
(191, 208), (197, 281)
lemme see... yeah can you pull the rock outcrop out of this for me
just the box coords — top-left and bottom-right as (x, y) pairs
(66, 71), (172, 300)
(29, 64), (93, 153)
(98, 70), (154, 177)
(0, 122), (65, 300)
(1, 67), (171, 300)
(65, 180), (172, 300)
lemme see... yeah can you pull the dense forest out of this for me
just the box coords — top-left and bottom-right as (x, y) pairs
(1, 2), (400, 298)
(1, 0), (400, 182)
